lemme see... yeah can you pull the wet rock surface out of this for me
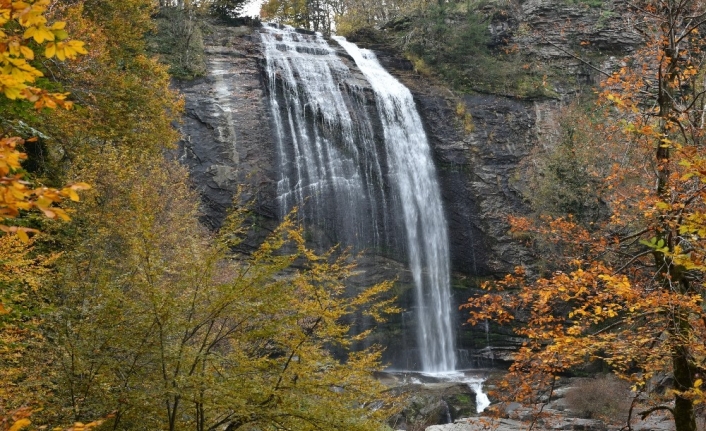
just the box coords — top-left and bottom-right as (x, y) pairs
(390, 383), (477, 431)
(175, 25), (279, 249)
(425, 374), (675, 431)
(377, 372), (486, 431)
(426, 401), (674, 431)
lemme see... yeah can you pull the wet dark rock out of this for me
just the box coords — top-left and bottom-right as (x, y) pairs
(174, 26), (279, 250)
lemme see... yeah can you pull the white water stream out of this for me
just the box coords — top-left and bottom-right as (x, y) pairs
(261, 24), (390, 250)
(334, 36), (456, 373)
(261, 24), (456, 373)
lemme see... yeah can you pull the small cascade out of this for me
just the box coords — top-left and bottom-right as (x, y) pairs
(441, 400), (453, 424)
(485, 319), (493, 367)
(466, 379), (491, 413)
(333, 36), (456, 373)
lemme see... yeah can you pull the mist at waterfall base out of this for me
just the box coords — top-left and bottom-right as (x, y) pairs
(261, 24), (489, 411)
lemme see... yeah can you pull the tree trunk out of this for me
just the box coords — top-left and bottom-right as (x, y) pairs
(671, 293), (697, 431)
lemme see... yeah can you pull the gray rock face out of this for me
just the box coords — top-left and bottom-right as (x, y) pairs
(176, 0), (639, 366)
(426, 416), (608, 431)
(175, 25), (279, 248)
(517, 0), (642, 60)
(176, 26), (538, 366)
(389, 382), (479, 431)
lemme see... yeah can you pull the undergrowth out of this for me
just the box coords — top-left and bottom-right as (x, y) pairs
(564, 375), (631, 422)
(147, 7), (208, 80)
(380, 2), (558, 98)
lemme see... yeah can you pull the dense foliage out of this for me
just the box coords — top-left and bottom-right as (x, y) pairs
(0, 1), (398, 430)
(465, 2), (706, 431)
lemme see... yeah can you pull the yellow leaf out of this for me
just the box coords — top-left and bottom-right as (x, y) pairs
(32, 26), (54, 43)
(44, 42), (55, 58)
(16, 229), (29, 243)
(63, 44), (76, 59)
(69, 40), (87, 55)
(4, 86), (21, 99)
(71, 182), (91, 190)
(696, 379), (703, 388)
(19, 45), (34, 60)
(22, 26), (35, 40)
(9, 419), (32, 431)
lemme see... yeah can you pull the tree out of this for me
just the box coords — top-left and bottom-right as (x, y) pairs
(209, 0), (248, 19)
(0, 0), (89, 238)
(0, 3), (93, 427)
(0, 0), (180, 423)
(0, 2), (399, 430)
(260, 0), (316, 31)
(48, 157), (397, 431)
(157, 0), (248, 20)
(259, 0), (426, 35)
(464, 2), (706, 431)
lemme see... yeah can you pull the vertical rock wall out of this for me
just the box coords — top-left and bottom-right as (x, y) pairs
(176, 2), (638, 366)
(175, 26), (279, 250)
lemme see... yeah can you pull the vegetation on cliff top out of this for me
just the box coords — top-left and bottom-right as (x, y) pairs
(261, 0), (613, 98)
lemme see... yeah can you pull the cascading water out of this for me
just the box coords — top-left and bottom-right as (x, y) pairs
(261, 24), (455, 373)
(333, 37), (456, 373)
(261, 24), (391, 251)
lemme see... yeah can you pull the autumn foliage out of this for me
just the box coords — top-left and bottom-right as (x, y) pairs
(464, 2), (706, 431)
(0, 1), (400, 430)
(0, 0), (90, 240)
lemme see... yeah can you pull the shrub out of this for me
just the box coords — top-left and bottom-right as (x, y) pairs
(564, 375), (631, 422)
(388, 3), (558, 98)
(147, 7), (207, 79)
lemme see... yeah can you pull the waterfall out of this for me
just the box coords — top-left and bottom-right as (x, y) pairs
(334, 37), (456, 373)
(261, 24), (390, 250)
(262, 24), (456, 373)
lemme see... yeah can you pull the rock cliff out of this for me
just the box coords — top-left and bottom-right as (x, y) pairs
(175, 0), (638, 367)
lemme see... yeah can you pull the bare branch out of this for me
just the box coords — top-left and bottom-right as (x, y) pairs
(639, 405), (675, 420)
(539, 36), (612, 78)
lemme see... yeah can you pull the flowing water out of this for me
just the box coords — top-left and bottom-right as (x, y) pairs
(261, 24), (390, 250)
(262, 24), (456, 373)
(334, 36), (456, 373)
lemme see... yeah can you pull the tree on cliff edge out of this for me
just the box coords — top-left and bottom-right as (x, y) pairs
(464, 2), (706, 431)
